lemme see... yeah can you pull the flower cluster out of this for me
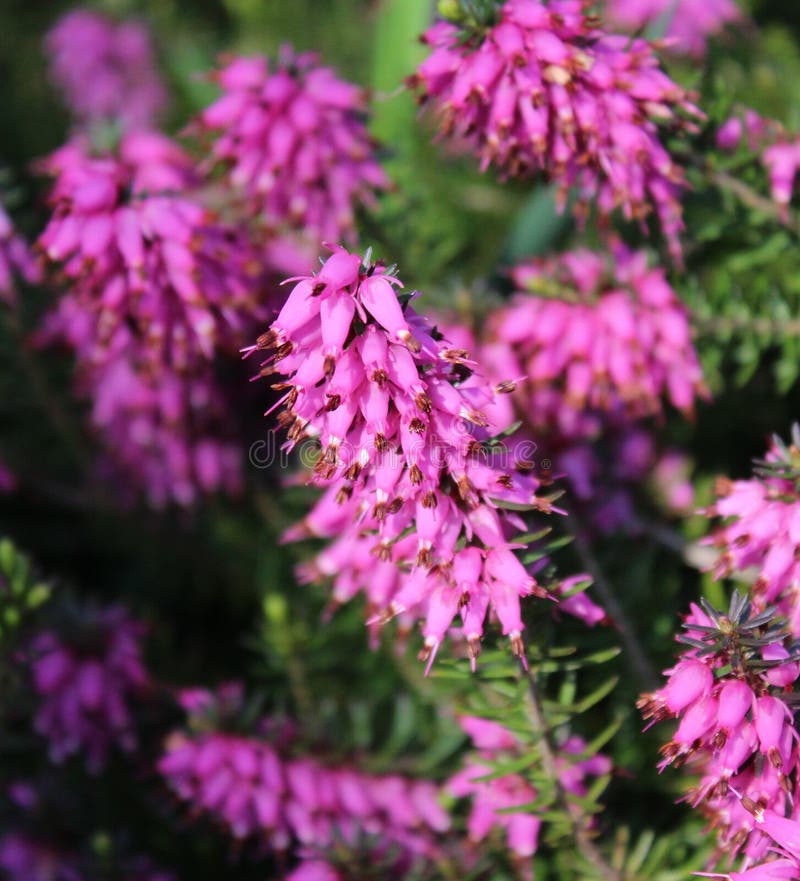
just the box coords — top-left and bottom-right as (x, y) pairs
(484, 247), (706, 439)
(45, 9), (167, 132)
(555, 426), (695, 534)
(194, 49), (389, 246)
(411, 0), (702, 259)
(249, 247), (563, 667)
(0, 202), (40, 306)
(30, 606), (149, 772)
(606, 0), (740, 58)
(448, 716), (611, 864)
(639, 593), (800, 868)
(38, 132), (260, 371)
(703, 432), (800, 636)
(716, 109), (800, 215)
(89, 355), (243, 508)
(37, 132), (262, 504)
(159, 685), (449, 879)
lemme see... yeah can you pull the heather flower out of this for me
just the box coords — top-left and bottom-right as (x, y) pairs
(38, 132), (261, 373)
(638, 593), (800, 864)
(703, 430), (800, 636)
(159, 686), (449, 873)
(249, 246), (564, 667)
(490, 247), (707, 439)
(89, 353), (243, 508)
(447, 716), (611, 862)
(193, 49), (389, 245)
(36, 132), (263, 505)
(411, 0), (702, 259)
(46, 9), (167, 132)
(715, 109), (800, 217)
(606, 0), (740, 57)
(0, 202), (40, 306)
(30, 605), (149, 771)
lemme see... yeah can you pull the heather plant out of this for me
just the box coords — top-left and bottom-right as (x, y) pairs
(3, 1), (800, 880)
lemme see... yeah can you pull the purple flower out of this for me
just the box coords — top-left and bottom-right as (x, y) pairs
(494, 246), (708, 438)
(30, 606), (149, 772)
(639, 598), (800, 865)
(159, 686), (449, 873)
(411, 0), (703, 259)
(447, 716), (610, 862)
(606, 0), (740, 58)
(193, 49), (389, 246)
(36, 132), (264, 505)
(703, 438), (800, 637)
(0, 202), (40, 306)
(249, 246), (567, 668)
(45, 9), (167, 132)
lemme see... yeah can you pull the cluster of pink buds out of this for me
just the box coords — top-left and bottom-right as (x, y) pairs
(158, 685), (449, 879)
(89, 355), (243, 508)
(716, 109), (800, 216)
(448, 716), (611, 869)
(45, 8), (167, 133)
(483, 247), (706, 439)
(606, 0), (740, 58)
(36, 131), (263, 504)
(37, 132), (261, 372)
(30, 606), (149, 772)
(249, 246), (568, 668)
(193, 48), (389, 246)
(639, 591), (800, 869)
(0, 202), (40, 306)
(703, 429), (800, 636)
(410, 0), (703, 259)
(555, 426), (695, 534)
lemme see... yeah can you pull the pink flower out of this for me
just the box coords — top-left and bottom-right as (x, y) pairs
(411, 0), (703, 259)
(193, 48), (389, 245)
(448, 716), (609, 860)
(493, 246), (707, 438)
(36, 132), (264, 505)
(45, 9), (167, 132)
(159, 686), (448, 872)
(249, 246), (568, 667)
(0, 202), (40, 306)
(703, 435), (800, 637)
(639, 594), (800, 864)
(606, 0), (740, 57)
(30, 606), (149, 772)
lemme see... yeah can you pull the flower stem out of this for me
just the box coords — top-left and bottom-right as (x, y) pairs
(523, 663), (625, 881)
(569, 518), (660, 690)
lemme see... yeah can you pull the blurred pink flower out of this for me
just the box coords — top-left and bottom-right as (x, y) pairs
(46, 9), (167, 132)
(411, 0), (702, 259)
(606, 0), (740, 57)
(194, 48), (388, 246)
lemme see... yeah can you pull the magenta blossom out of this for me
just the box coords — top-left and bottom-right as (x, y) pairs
(89, 352), (243, 508)
(448, 716), (610, 863)
(36, 132), (263, 505)
(703, 434), (800, 636)
(249, 246), (570, 668)
(411, 0), (702, 259)
(46, 8), (167, 132)
(490, 247), (707, 439)
(606, 0), (740, 57)
(639, 595), (800, 865)
(30, 606), (149, 772)
(194, 48), (389, 245)
(37, 132), (261, 372)
(0, 202), (40, 306)
(159, 686), (449, 876)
